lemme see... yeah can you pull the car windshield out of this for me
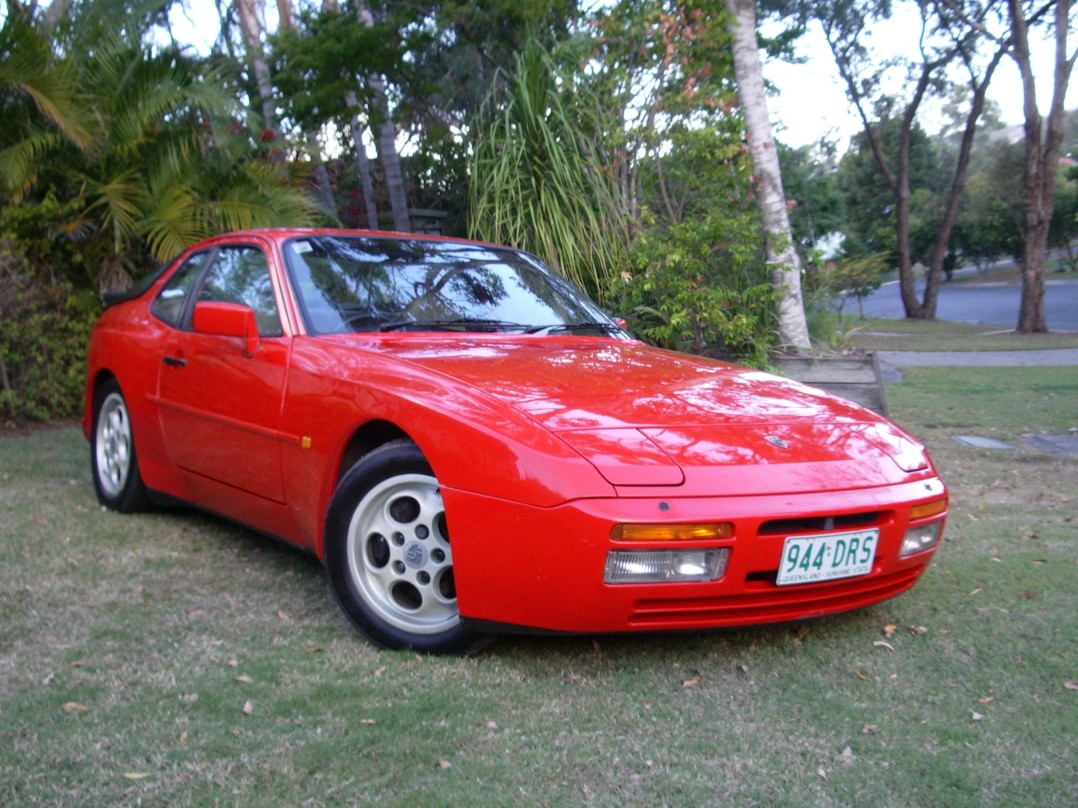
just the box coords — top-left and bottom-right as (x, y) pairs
(282, 235), (620, 336)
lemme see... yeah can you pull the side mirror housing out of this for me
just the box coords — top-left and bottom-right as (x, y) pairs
(192, 301), (261, 357)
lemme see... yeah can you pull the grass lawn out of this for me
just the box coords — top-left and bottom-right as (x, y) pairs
(842, 317), (1078, 352)
(2, 367), (1076, 806)
(947, 264), (1078, 284)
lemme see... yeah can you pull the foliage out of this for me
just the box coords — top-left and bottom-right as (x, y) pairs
(610, 204), (777, 367)
(1049, 161), (1078, 260)
(779, 139), (845, 260)
(836, 121), (945, 264)
(952, 136), (1024, 269)
(1, 6), (319, 294)
(581, 1), (780, 364)
(468, 38), (629, 299)
(405, 0), (580, 123)
(0, 237), (97, 420)
(804, 251), (888, 330)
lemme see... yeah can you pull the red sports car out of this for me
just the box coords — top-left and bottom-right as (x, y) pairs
(83, 229), (948, 653)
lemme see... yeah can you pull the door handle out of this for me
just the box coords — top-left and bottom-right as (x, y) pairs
(163, 355), (187, 368)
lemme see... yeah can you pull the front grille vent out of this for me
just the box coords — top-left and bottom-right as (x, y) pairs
(758, 511), (881, 536)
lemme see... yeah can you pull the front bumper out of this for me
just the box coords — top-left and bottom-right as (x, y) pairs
(445, 478), (947, 634)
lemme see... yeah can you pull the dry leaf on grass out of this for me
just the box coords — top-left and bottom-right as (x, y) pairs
(683, 676), (701, 688)
(242, 699), (254, 715)
(873, 640), (895, 651)
(1064, 681), (1078, 691)
(235, 675), (254, 684)
(437, 758), (452, 769)
(883, 624), (897, 638)
(61, 702), (89, 713)
(123, 772), (152, 780)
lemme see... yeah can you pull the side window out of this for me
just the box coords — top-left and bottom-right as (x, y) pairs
(151, 251), (209, 326)
(199, 246), (283, 337)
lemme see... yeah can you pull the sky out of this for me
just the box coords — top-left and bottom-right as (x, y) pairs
(761, 6), (1069, 149)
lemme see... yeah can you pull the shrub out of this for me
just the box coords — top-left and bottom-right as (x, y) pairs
(0, 240), (98, 421)
(608, 210), (777, 368)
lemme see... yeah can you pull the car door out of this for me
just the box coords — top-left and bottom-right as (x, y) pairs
(155, 242), (290, 503)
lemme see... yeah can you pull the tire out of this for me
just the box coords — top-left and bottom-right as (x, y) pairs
(324, 439), (486, 654)
(91, 379), (151, 512)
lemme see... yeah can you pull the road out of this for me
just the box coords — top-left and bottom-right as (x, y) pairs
(853, 275), (1078, 331)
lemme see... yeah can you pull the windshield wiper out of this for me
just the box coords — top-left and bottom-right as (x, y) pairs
(380, 318), (529, 333)
(525, 322), (624, 335)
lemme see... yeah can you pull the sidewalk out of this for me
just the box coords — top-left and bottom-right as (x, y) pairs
(877, 348), (1078, 367)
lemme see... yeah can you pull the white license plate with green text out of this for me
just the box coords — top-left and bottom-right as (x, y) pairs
(777, 529), (879, 586)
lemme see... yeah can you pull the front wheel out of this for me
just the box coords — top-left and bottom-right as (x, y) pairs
(91, 379), (150, 512)
(324, 440), (487, 654)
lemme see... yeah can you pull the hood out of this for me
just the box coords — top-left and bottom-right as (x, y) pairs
(329, 335), (930, 495)
(344, 335), (871, 428)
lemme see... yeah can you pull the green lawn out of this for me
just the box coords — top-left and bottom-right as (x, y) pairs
(843, 317), (1078, 352)
(2, 367), (1076, 806)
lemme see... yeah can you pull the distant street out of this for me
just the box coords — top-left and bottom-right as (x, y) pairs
(855, 275), (1078, 332)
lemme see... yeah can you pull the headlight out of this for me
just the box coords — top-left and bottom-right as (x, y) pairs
(604, 548), (729, 584)
(899, 520), (944, 557)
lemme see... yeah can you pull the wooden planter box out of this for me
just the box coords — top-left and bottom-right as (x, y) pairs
(771, 353), (890, 417)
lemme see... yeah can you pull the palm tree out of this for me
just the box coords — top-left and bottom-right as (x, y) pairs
(3, 5), (319, 292)
(0, 10), (94, 201)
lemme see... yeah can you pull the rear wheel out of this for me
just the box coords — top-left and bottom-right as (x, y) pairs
(324, 440), (486, 654)
(91, 379), (150, 512)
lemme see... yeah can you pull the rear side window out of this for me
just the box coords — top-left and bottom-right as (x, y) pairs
(151, 251), (209, 326)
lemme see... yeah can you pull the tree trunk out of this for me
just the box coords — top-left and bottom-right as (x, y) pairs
(725, 0), (811, 351)
(319, 0), (377, 228)
(348, 103), (380, 229)
(357, 1), (410, 232)
(922, 47), (1006, 317)
(306, 134), (338, 216)
(1009, 0), (1075, 333)
(235, 0), (277, 136)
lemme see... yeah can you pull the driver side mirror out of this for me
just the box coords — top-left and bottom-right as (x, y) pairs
(192, 301), (261, 358)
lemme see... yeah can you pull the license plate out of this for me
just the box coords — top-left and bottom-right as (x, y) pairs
(776, 529), (879, 586)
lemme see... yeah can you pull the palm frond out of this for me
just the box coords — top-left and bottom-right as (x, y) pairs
(0, 15), (96, 150)
(0, 129), (66, 200)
